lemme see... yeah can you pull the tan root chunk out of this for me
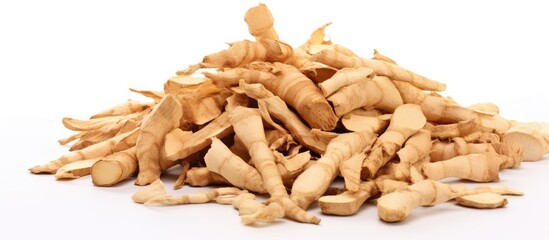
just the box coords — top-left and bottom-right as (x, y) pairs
(328, 76), (403, 116)
(244, 3), (279, 41)
(91, 147), (137, 186)
(291, 130), (377, 210)
(129, 88), (165, 102)
(362, 104), (426, 179)
(312, 49), (446, 91)
(55, 158), (100, 179)
(426, 118), (481, 140)
(394, 81), (477, 124)
(135, 95), (182, 186)
(397, 129), (432, 165)
(58, 132), (85, 145)
(250, 62), (338, 130)
(230, 106), (320, 224)
(468, 102), (500, 115)
(240, 81), (337, 154)
(318, 67), (374, 97)
(422, 153), (505, 182)
(205, 138), (267, 193)
(90, 100), (152, 119)
(503, 125), (549, 161)
(318, 181), (378, 216)
(184, 167), (230, 187)
(173, 162), (190, 190)
(455, 192), (508, 209)
(377, 180), (464, 222)
(29, 128), (138, 174)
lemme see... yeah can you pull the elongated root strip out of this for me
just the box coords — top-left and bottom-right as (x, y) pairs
(430, 139), (496, 162)
(228, 192), (285, 225)
(319, 67), (374, 97)
(312, 49), (446, 91)
(426, 118), (481, 140)
(184, 167), (230, 187)
(318, 181), (378, 216)
(230, 106), (319, 224)
(341, 111), (391, 133)
(291, 130), (377, 210)
(455, 192), (508, 209)
(91, 100), (152, 119)
(30, 129), (138, 174)
(135, 95), (182, 186)
(372, 49), (397, 64)
(91, 147), (137, 186)
(422, 153), (504, 182)
(205, 138), (267, 193)
(377, 180), (464, 222)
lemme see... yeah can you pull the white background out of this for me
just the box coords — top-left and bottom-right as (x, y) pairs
(1, 0), (548, 239)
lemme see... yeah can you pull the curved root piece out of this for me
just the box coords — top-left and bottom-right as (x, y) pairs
(55, 158), (100, 179)
(456, 192), (508, 209)
(377, 180), (463, 222)
(503, 125), (548, 161)
(244, 3), (279, 41)
(201, 39), (293, 69)
(184, 167), (230, 187)
(422, 153), (504, 182)
(318, 181), (378, 216)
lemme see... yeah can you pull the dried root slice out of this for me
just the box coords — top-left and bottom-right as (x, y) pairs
(291, 130), (377, 210)
(455, 192), (508, 209)
(312, 49), (446, 91)
(91, 147), (137, 186)
(58, 132), (85, 145)
(29, 128), (138, 174)
(422, 153), (504, 182)
(503, 125), (549, 161)
(205, 138), (267, 193)
(129, 88), (165, 102)
(377, 180), (463, 222)
(132, 179), (242, 205)
(135, 95), (182, 186)
(396, 129), (431, 165)
(394, 81), (477, 124)
(244, 3), (279, 41)
(341, 111), (391, 133)
(55, 158), (100, 179)
(318, 67), (374, 97)
(430, 139), (496, 162)
(90, 100), (152, 119)
(184, 167), (230, 187)
(468, 102), (500, 115)
(466, 185), (523, 196)
(318, 181), (378, 216)
(372, 49), (397, 64)
(227, 192), (285, 225)
(426, 118), (481, 140)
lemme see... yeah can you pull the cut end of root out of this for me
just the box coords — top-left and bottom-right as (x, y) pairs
(91, 161), (123, 187)
(29, 165), (57, 174)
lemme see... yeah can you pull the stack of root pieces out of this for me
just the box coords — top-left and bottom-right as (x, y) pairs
(29, 4), (549, 225)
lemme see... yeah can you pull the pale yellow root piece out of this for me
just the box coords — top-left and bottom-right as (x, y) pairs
(132, 179), (242, 205)
(90, 100), (152, 119)
(91, 147), (137, 186)
(455, 192), (508, 209)
(274, 151), (312, 187)
(430, 139), (496, 162)
(240, 81), (337, 154)
(341, 111), (391, 133)
(312, 49), (446, 91)
(394, 81), (477, 124)
(249, 62), (338, 130)
(184, 167), (230, 187)
(205, 138), (267, 193)
(175, 81), (230, 126)
(372, 49), (397, 64)
(291, 130), (377, 210)
(244, 3), (279, 41)
(396, 129), (432, 165)
(318, 67), (375, 97)
(173, 162), (190, 190)
(377, 180), (464, 222)
(426, 118), (481, 140)
(362, 104), (426, 180)
(468, 102), (500, 115)
(62, 114), (138, 132)
(339, 152), (367, 192)
(422, 153), (505, 182)
(198, 39), (294, 69)
(29, 129), (138, 174)
(135, 95), (182, 186)
(328, 76), (403, 116)
(74, 111), (147, 148)
(477, 114), (513, 134)
(129, 88), (165, 102)
(299, 61), (338, 83)
(226, 192), (285, 225)
(318, 181), (378, 216)
(163, 75), (206, 94)
(503, 125), (549, 161)
(58, 132), (85, 145)
(230, 106), (320, 224)
(465, 185), (523, 196)
(375, 177), (409, 194)
(203, 68), (275, 88)
(55, 158), (100, 179)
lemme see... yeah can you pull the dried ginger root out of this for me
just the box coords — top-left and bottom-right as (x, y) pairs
(30, 3), (549, 226)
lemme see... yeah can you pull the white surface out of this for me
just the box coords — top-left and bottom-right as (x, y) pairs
(1, 0), (549, 239)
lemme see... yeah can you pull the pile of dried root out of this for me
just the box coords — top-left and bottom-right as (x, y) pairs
(30, 4), (549, 225)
